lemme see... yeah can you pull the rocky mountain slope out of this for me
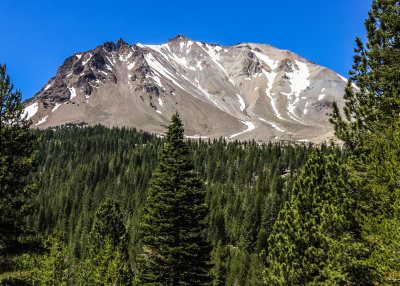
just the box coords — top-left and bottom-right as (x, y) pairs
(23, 35), (349, 142)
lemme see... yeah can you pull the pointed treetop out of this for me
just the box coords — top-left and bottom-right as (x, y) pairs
(165, 112), (185, 144)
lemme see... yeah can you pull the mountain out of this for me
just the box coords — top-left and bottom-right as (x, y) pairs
(23, 35), (349, 142)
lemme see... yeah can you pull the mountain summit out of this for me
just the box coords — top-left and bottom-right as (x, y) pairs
(24, 35), (348, 142)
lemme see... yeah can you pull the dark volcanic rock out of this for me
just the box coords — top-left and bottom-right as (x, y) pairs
(90, 52), (106, 70)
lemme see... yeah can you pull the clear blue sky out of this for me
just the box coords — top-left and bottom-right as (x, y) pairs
(1, 0), (372, 101)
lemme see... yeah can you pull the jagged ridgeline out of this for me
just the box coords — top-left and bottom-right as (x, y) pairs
(23, 35), (348, 143)
(26, 125), (337, 284)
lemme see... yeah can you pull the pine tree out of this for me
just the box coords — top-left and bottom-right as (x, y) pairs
(210, 240), (228, 286)
(33, 236), (71, 285)
(86, 198), (127, 255)
(264, 149), (367, 285)
(330, 0), (400, 151)
(78, 198), (132, 285)
(360, 123), (400, 283)
(330, 1), (400, 283)
(0, 64), (39, 275)
(136, 113), (211, 286)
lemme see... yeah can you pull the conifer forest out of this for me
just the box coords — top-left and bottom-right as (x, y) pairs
(1, 0), (400, 285)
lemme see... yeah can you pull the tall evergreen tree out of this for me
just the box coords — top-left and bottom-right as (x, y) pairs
(79, 198), (132, 285)
(330, 0), (400, 283)
(136, 113), (211, 285)
(33, 236), (71, 286)
(0, 64), (39, 276)
(264, 149), (368, 285)
(361, 123), (400, 283)
(330, 0), (400, 151)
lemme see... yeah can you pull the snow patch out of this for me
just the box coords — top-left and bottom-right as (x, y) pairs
(228, 121), (255, 139)
(105, 65), (113, 71)
(127, 62), (135, 70)
(68, 87), (77, 100)
(158, 97), (163, 107)
(156, 110), (162, 114)
(44, 84), (52, 91)
(254, 51), (279, 70)
(285, 61), (311, 125)
(101, 71), (108, 75)
(318, 94), (326, 101)
(105, 56), (114, 66)
(82, 53), (92, 65)
(23, 102), (38, 120)
(194, 78), (223, 111)
(298, 139), (309, 142)
(186, 41), (193, 53)
(66, 72), (73, 78)
(262, 69), (284, 120)
(146, 74), (164, 89)
(76, 54), (82, 60)
(119, 52), (132, 62)
(196, 60), (203, 70)
(144, 53), (187, 91)
(171, 53), (196, 71)
(51, 103), (60, 113)
(199, 44), (232, 80)
(185, 134), (208, 139)
(258, 118), (285, 132)
(236, 93), (246, 112)
(304, 102), (309, 115)
(35, 116), (48, 126)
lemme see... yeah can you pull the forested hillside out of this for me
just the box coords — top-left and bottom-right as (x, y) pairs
(23, 125), (332, 284)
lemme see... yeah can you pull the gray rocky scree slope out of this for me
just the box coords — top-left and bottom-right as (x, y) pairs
(24, 35), (349, 142)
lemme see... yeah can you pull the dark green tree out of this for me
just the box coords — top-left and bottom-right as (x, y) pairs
(86, 198), (127, 255)
(264, 149), (367, 285)
(330, 0), (400, 283)
(0, 64), (39, 277)
(330, 0), (400, 151)
(32, 236), (71, 286)
(136, 113), (211, 286)
(78, 198), (132, 285)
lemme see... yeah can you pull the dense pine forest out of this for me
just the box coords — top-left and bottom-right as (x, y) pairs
(1, 0), (400, 285)
(23, 124), (325, 284)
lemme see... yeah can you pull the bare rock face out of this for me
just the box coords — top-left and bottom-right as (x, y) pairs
(23, 35), (350, 143)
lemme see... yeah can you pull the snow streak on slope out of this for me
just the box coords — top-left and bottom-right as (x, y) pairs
(262, 70), (284, 120)
(199, 44), (235, 85)
(35, 115), (48, 126)
(82, 53), (92, 65)
(236, 93), (246, 112)
(69, 87), (77, 100)
(146, 44), (195, 72)
(51, 103), (61, 113)
(144, 53), (187, 92)
(23, 102), (38, 119)
(127, 62), (135, 70)
(228, 121), (255, 139)
(254, 51), (279, 70)
(285, 61), (310, 125)
(258, 118), (285, 132)
(194, 78), (224, 111)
